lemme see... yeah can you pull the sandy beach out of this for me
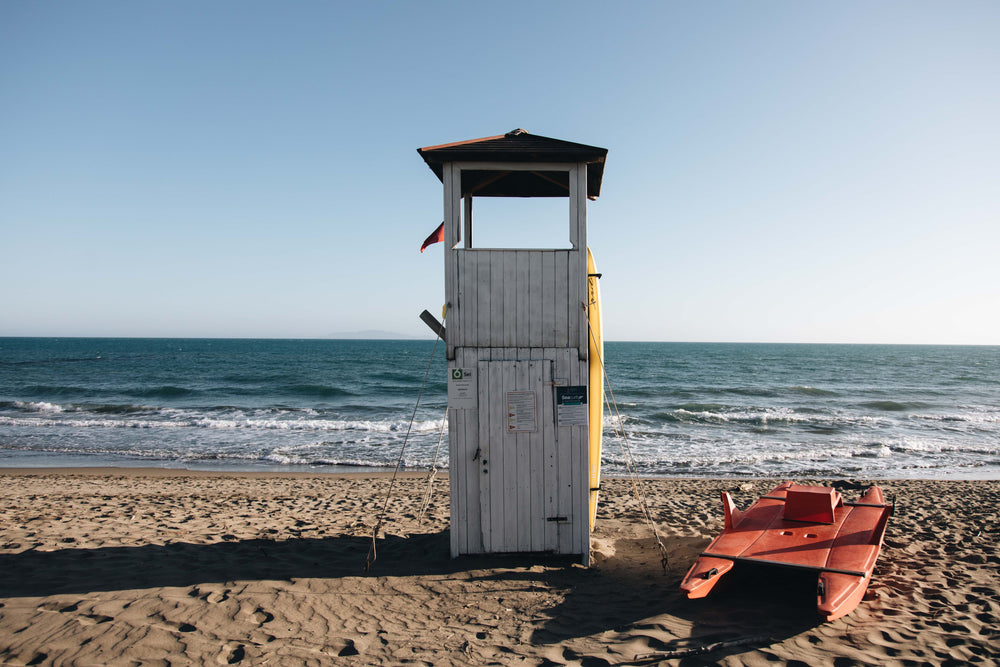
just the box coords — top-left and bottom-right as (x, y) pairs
(0, 469), (996, 666)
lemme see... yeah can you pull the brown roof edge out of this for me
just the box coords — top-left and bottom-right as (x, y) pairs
(417, 133), (508, 153)
(417, 129), (606, 161)
(416, 129), (608, 198)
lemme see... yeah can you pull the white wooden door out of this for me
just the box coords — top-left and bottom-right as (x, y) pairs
(477, 359), (561, 553)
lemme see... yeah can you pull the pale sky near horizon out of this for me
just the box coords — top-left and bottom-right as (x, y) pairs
(2, 1), (998, 344)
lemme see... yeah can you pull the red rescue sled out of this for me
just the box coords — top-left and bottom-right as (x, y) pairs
(680, 481), (892, 622)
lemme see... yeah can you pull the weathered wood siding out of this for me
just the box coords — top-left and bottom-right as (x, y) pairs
(451, 249), (585, 350)
(443, 160), (592, 562)
(448, 347), (588, 558)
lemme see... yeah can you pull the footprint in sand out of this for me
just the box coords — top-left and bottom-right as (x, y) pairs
(77, 613), (114, 626)
(249, 607), (274, 625)
(189, 585), (231, 604)
(329, 638), (360, 657)
(152, 613), (197, 634)
(217, 643), (245, 664)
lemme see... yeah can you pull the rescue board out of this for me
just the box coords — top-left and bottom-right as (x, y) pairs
(680, 481), (892, 621)
(586, 248), (603, 530)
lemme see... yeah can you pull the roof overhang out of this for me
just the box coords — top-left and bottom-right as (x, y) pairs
(417, 129), (608, 198)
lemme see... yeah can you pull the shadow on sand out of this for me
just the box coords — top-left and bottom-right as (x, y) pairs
(0, 531), (824, 664)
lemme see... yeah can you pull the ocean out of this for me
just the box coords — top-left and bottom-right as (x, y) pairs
(1, 338), (997, 479)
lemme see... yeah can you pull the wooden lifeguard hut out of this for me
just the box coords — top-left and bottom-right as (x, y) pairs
(417, 129), (608, 564)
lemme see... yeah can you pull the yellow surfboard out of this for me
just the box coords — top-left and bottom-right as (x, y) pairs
(587, 248), (604, 530)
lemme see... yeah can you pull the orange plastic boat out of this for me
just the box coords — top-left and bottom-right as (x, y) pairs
(680, 481), (892, 621)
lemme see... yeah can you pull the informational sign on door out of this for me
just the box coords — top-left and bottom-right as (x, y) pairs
(506, 390), (537, 432)
(448, 367), (477, 409)
(555, 385), (588, 426)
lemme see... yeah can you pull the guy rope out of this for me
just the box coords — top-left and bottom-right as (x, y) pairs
(587, 311), (671, 574)
(365, 322), (444, 573)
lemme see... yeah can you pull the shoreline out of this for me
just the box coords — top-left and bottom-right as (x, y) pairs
(1, 470), (997, 665)
(3, 463), (999, 481)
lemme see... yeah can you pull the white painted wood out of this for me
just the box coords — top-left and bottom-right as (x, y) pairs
(454, 160), (581, 173)
(503, 251), (516, 348)
(569, 164), (580, 250)
(477, 358), (492, 552)
(490, 252), (504, 350)
(528, 252), (543, 346)
(541, 252), (556, 348)
(464, 195), (473, 249)
(502, 361), (517, 550)
(529, 357), (545, 551)
(516, 253), (529, 348)
(454, 250), (582, 349)
(488, 358), (503, 550)
(554, 251), (569, 348)
(442, 156), (597, 561)
(444, 163), (461, 360)
(465, 349), (483, 554)
(448, 404), (460, 558)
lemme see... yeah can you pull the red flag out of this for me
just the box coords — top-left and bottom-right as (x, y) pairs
(420, 222), (445, 253)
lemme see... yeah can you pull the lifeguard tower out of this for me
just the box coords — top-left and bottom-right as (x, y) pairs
(417, 129), (608, 564)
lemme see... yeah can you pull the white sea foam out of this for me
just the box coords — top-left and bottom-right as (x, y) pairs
(13, 401), (67, 413)
(0, 413), (445, 434)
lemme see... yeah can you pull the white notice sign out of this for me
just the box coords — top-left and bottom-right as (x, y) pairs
(506, 391), (537, 432)
(448, 367), (477, 409)
(555, 385), (588, 427)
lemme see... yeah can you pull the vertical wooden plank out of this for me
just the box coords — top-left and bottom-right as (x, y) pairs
(554, 349), (574, 555)
(528, 252), (542, 347)
(568, 164), (579, 251)
(477, 358), (492, 553)
(465, 348), (484, 554)
(536, 358), (552, 552)
(454, 407), (469, 555)
(489, 358), (506, 551)
(541, 252), (556, 348)
(515, 361), (532, 551)
(576, 164), (588, 252)
(490, 252), (505, 350)
(463, 253), (475, 348)
(448, 402), (461, 558)
(478, 253), (492, 348)
(529, 354), (545, 551)
(459, 402), (471, 556)
(554, 251), (569, 348)
(560, 349), (576, 556)
(573, 352), (589, 559)
(467, 253), (479, 349)
(456, 253), (468, 348)
(503, 251), (517, 347)
(460, 252), (473, 348)
(464, 194), (473, 249)
(565, 250), (580, 358)
(537, 348), (557, 552)
(575, 164), (590, 357)
(501, 361), (516, 552)
(515, 251), (530, 348)
(444, 163), (459, 358)
(571, 349), (584, 557)
(458, 349), (471, 556)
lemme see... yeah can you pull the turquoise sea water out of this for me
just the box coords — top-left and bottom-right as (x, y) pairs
(1, 338), (997, 478)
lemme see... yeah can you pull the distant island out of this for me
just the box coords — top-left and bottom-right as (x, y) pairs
(324, 330), (427, 340)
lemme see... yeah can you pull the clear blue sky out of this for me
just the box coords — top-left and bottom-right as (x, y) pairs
(2, 1), (997, 343)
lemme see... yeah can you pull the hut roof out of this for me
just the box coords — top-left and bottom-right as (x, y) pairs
(417, 129), (607, 198)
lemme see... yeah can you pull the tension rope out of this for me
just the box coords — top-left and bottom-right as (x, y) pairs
(365, 323), (444, 573)
(417, 407), (448, 523)
(586, 315), (670, 574)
